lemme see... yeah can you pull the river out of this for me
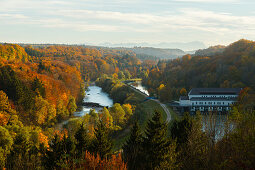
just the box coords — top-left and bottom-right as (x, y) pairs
(72, 82), (228, 141)
(74, 86), (113, 117)
(129, 81), (149, 96)
(129, 81), (230, 140)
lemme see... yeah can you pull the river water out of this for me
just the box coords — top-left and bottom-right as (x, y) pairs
(72, 82), (228, 140)
(130, 81), (229, 140)
(74, 86), (113, 117)
(129, 81), (149, 96)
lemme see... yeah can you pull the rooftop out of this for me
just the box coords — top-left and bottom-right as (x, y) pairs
(189, 88), (242, 96)
(180, 96), (189, 100)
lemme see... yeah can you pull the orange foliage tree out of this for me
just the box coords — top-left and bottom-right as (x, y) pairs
(76, 151), (127, 170)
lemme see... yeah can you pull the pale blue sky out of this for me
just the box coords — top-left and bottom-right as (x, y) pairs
(0, 0), (255, 47)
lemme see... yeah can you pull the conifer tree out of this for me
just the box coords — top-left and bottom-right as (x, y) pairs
(60, 134), (76, 168)
(91, 121), (112, 159)
(170, 112), (193, 146)
(143, 111), (177, 170)
(122, 121), (143, 170)
(43, 134), (62, 169)
(74, 124), (90, 157)
(32, 77), (46, 98)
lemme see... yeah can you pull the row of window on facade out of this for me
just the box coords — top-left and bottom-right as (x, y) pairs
(191, 106), (230, 110)
(201, 95), (235, 98)
(192, 101), (234, 105)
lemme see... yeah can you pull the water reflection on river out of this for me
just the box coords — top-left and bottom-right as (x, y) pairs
(74, 86), (113, 117)
(201, 114), (233, 141)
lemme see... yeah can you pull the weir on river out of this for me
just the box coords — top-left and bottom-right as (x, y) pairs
(74, 86), (113, 117)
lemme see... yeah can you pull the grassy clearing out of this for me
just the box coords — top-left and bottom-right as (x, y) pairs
(112, 84), (167, 150)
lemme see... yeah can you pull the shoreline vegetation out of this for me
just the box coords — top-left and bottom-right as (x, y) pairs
(0, 40), (255, 169)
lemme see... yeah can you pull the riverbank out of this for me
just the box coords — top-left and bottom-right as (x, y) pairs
(55, 85), (114, 130)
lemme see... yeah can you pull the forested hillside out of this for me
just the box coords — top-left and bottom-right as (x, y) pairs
(0, 40), (255, 169)
(120, 46), (186, 59)
(194, 45), (225, 56)
(143, 39), (255, 102)
(0, 42), (155, 169)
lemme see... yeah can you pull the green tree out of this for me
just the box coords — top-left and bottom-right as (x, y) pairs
(143, 111), (177, 169)
(0, 90), (16, 115)
(33, 95), (56, 126)
(89, 109), (99, 126)
(74, 124), (90, 157)
(100, 107), (113, 129)
(90, 121), (112, 159)
(180, 112), (210, 169)
(110, 103), (126, 126)
(56, 100), (69, 121)
(0, 126), (13, 169)
(170, 112), (193, 146)
(118, 71), (125, 80)
(43, 133), (75, 169)
(67, 96), (77, 116)
(123, 121), (143, 170)
(124, 70), (131, 79)
(32, 77), (46, 98)
(6, 126), (37, 169)
(43, 134), (62, 169)
(122, 104), (133, 121)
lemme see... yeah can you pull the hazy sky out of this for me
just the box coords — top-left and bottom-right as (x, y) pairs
(0, 0), (255, 47)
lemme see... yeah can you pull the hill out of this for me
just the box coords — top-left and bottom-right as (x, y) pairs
(98, 41), (206, 51)
(143, 39), (255, 101)
(115, 47), (186, 60)
(195, 45), (226, 56)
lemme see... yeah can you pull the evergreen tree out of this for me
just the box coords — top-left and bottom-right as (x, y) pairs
(43, 134), (62, 169)
(74, 124), (90, 157)
(143, 111), (177, 170)
(91, 121), (112, 159)
(170, 112), (193, 146)
(32, 77), (46, 98)
(122, 121), (143, 170)
(60, 134), (76, 168)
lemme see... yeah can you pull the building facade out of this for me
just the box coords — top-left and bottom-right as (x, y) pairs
(178, 88), (242, 113)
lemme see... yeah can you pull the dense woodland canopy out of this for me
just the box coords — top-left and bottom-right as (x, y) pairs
(143, 39), (255, 103)
(0, 43), (153, 169)
(0, 40), (255, 169)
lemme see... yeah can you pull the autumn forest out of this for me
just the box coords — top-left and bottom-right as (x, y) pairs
(0, 39), (255, 169)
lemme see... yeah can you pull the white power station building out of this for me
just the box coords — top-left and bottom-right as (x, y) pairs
(179, 88), (242, 113)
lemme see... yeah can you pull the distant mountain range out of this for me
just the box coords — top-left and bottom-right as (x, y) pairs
(16, 41), (208, 60)
(98, 41), (207, 51)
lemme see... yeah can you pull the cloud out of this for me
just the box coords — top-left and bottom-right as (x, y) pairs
(1, 7), (255, 36)
(173, 0), (239, 3)
(0, 0), (254, 45)
(0, 14), (28, 19)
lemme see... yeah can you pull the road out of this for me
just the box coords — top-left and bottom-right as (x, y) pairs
(154, 100), (171, 123)
(125, 83), (171, 123)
